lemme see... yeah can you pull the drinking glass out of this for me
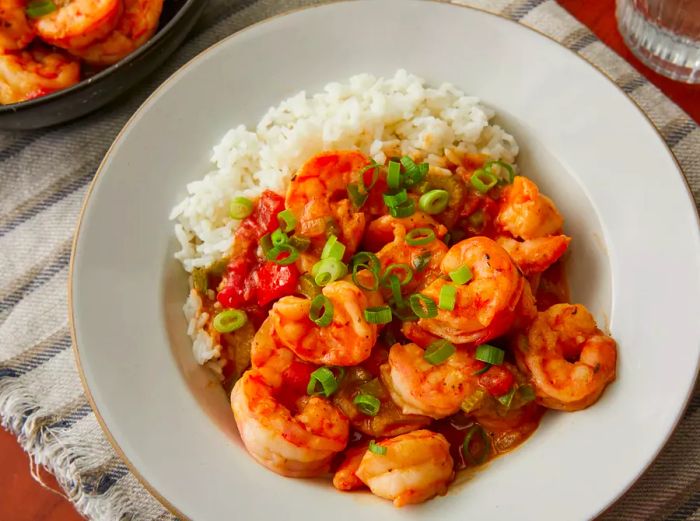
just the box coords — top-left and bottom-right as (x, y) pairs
(616, 0), (700, 83)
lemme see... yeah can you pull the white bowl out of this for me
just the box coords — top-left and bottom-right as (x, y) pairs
(70, 1), (700, 520)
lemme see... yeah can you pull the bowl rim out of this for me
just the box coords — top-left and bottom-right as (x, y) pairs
(68, 1), (700, 520)
(0, 0), (204, 113)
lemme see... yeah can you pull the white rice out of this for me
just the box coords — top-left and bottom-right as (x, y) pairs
(170, 69), (519, 273)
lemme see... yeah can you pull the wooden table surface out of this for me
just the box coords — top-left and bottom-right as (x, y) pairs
(1, 2), (698, 520)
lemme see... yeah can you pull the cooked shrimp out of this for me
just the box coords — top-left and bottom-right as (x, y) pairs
(271, 280), (378, 366)
(250, 317), (296, 387)
(381, 343), (482, 419)
(517, 303), (616, 411)
(231, 370), (349, 477)
(0, 45), (79, 104)
(355, 430), (454, 507)
(0, 0), (34, 51)
(333, 444), (368, 491)
(364, 212), (447, 252)
(30, 0), (122, 50)
(286, 150), (370, 257)
(417, 237), (524, 345)
(497, 235), (571, 275)
(68, 0), (162, 66)
(496, 176), (563, 240)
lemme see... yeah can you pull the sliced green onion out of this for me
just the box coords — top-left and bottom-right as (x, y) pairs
(412, 251), (432, 272)
(266, 244), (299, 265)
(309, 295), (334, 327)
(277, 209), (297, 232)
(449, 265), (473, 285)
(213, 309), (247, 333)
(229, 196), (254, 220)
(347, 182), (369, 208)
(288, 235), (311, 252)
(191, 267), (208, 293)
(381, 263), (413, 286)
(383, 189), (409, 208)
(351, 251), (381, 274)
(460, 388), (486, 414)
(358, 161), (381, 191)
(405, 227), (435, 246)
(321, 235), (346, 261)
(401, 156), (429, 187)
(409, 293), (437, 319)
(462, 425), (490, 465)
(25, 0), (56, 18)
(419, 189), (449, 215)
(423, 339), (455, 364)
(368, 440), (387, 455)
(306, 367), (339, 397)
(271, 228), (288, 246)
(385, 275), (404, 309)
(352, 266), (379, 291)
(485, 160), (515, 184)
(470, 169), (498, 194)
(472, 364), (491, 376)
(517, 384), (536, 404)
(387, 161), (401, 190)
(438, 284), (457, 311)
(260, 233), (273, 255)
(388, 199), (415, 218)
(312, 258), (347, 286)
(497, 386), (517, 408)
(364, 306), (393, 325)
(298, 274), (321, 299)
(354, 393), (381, 416)
(475, 344), (505, 365)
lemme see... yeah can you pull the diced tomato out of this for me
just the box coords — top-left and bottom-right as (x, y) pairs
(235, 190), (285, 245)
(255, 261), (300, 306)
(276, 360), (317, 410)
(217, 255), (256, 308)
(478, 365), (515, 397)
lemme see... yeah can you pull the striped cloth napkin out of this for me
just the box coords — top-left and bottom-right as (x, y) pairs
(1, 0), (698, 519)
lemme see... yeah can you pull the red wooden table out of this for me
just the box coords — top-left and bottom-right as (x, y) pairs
(1, 2), (698, 520)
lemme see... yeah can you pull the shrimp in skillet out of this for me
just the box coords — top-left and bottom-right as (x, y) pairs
(270, 280), (378, 366)
(417, 237), (524, 345)
(30, 0), (122, 50)
(0, 0), (34, 51)
(516, 303), (616, 411)
(69, 0), (163, 66)
(355, 430), (454, 507)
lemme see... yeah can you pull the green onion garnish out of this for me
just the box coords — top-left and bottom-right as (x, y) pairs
(307, 367), (339, 397)
(347, 182), (369, 208)
(364, 306), (393, 324)
(352, 265), (379, 291)
(449, 265), (473, 285)
(388, 199), (415, 218)
(191, 267), (208, 293)
(497, 386), (517, 408)
(368, 440), (387, 455)
(260, 233), (273, 255)
(351, 251), (381, 273)
(462, 425), (490, 465)
(405, 227), (435, 246)
(484, 160), (515, 184)
(383, 189), (408, 208)
(289, 235), (311, 252)
(381, 263), (413, 286)
(475, 344), (505, 365)
(472, 364), (491, 376)
(409, 293), (437, 318)
(387, 161), (401, 190)
(412, 251), (432, 272)
(400, 156), (429, 187)
(271, 228), (288, 246)
(418, 189), (449, 215)
(312, 258), (347, 286)
(354, 393), (381, 416)
(266, 244), (299, 265)
(212, 309), (247, 333)
(25, 0), (56, 18)
(309, 294), (334, 327)
(438, 284), (456, 311)
(358, 161), (381, 191)
(423, 339), (455, 364)
(298, 273), (321, 299)
(321, 235), (346, 261)
(277, 209), (297, 232)
(229, 196), (254, 220)
(470, 169), (498, 194)
(385, 274), (405, 309)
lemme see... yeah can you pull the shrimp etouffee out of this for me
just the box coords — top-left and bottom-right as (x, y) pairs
(0, 0), (163, 104)
(188, 149), (617, 507)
